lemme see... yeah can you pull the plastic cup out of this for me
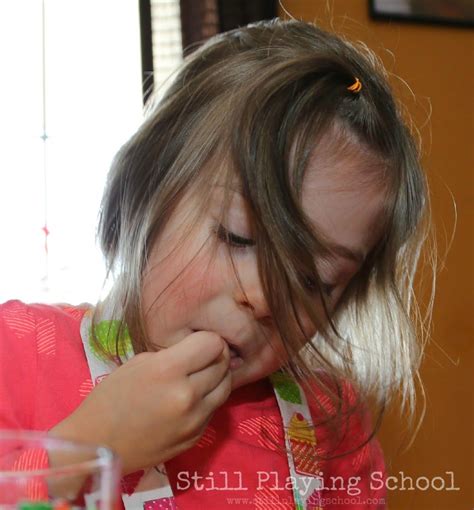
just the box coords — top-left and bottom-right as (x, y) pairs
(0, 430), (120, 510)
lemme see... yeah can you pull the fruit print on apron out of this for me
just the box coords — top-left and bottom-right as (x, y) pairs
(80, 308), (324, 510)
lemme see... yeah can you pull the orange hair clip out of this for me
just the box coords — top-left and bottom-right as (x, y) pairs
(347, 77), (362, 93)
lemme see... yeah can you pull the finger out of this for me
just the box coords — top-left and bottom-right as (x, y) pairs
(164, 331), (227, 375)
(188, 344), (231, 397)
(200, 367), (232, 415)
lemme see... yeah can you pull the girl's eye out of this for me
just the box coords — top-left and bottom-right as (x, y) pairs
(304, 275), (336, 297)
(216, 225), (255, 248)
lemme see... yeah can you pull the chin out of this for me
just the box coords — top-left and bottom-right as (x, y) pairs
(229, 363), (275, 391)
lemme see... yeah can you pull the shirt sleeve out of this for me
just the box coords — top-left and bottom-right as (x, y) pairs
(0, 300), (38, 430)
(0, 300), (89, 432)
(307, 375), (388, 509)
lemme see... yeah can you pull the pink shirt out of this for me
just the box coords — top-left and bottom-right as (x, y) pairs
(0, 300), (387, 509)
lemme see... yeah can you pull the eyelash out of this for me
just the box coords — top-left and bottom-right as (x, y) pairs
(216, 225), (336, 297)
(215, 225), (255, 248)
(303, 276), (336, 297)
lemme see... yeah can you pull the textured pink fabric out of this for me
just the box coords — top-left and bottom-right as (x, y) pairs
(0, 300), (91, 431)
(0, 300), (386, 509)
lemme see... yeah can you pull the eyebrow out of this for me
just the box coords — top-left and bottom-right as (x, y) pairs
(327, 242), (366, 264)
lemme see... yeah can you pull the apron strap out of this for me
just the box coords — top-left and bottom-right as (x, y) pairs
(269, 370), (324, 509)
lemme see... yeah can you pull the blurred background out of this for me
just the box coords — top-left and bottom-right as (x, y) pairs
(0, 1), (472, 508)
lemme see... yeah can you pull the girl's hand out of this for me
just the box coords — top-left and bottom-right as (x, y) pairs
(49, 331), (232, 475)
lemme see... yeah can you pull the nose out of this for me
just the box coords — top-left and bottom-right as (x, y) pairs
(233, 277), (271, 322)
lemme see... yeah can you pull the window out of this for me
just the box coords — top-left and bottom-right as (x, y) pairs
(0, 1), (143, 304)
(150, 0), (183, 100)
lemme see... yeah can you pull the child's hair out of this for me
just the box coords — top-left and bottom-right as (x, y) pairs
(94, 18), (433, 436)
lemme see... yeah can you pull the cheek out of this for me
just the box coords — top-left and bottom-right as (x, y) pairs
(289, 298), (331, 346)
(141, 250), (223, 345)
(141, 242), (229, 319)
(172, 260), (224, 309)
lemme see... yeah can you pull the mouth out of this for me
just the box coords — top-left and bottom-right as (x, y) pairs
(225, 340), (240, 358)
(226, 342), (244, 369)
(192, 329), (243, 369)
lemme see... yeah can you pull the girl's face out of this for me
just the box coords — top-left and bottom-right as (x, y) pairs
(141, 145), (385, 391)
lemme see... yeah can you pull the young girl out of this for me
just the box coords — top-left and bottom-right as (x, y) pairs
(0, 18), (430, 510)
